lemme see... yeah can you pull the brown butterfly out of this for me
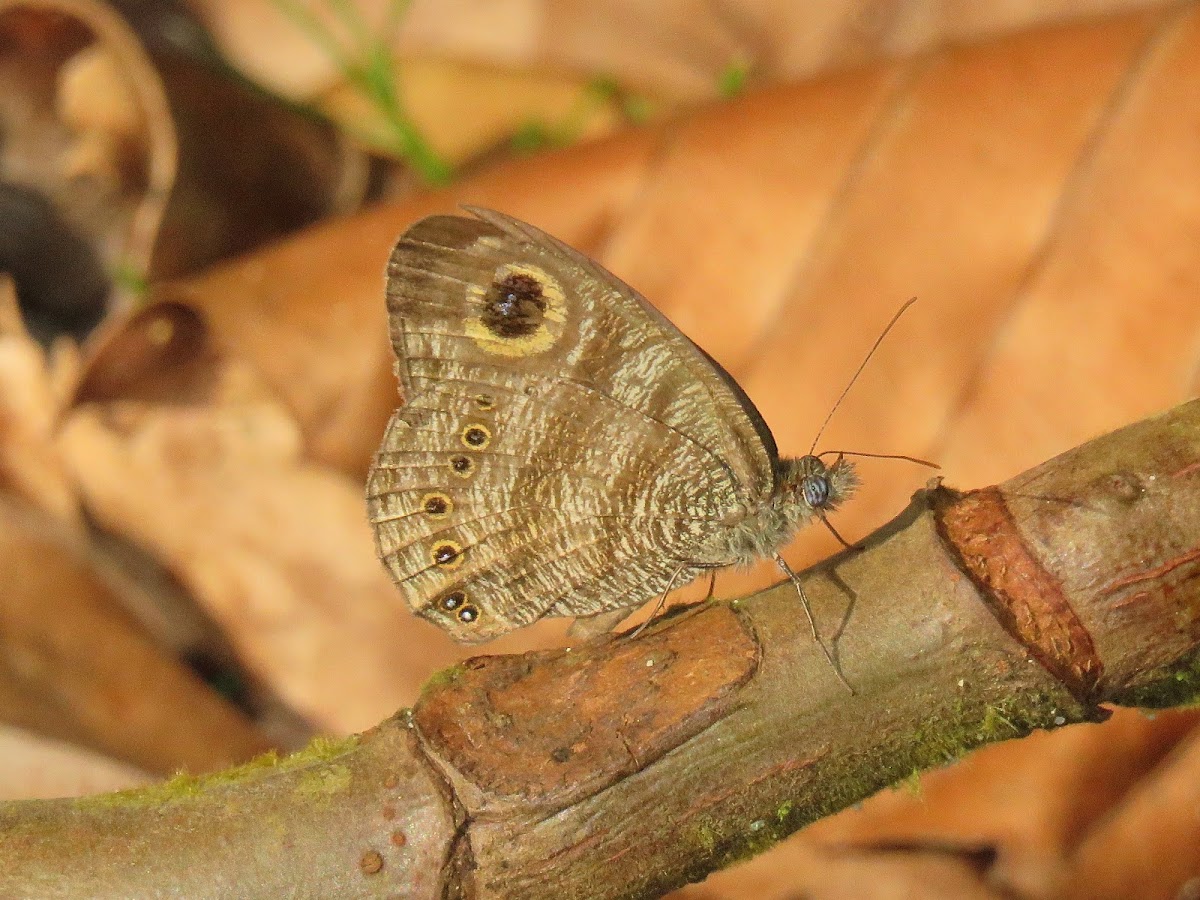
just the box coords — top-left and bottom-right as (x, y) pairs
(367, 208), (916, 671)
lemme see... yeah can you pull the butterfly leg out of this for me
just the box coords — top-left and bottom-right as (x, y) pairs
(567, 609), (630, 643)
(629, 562), (692, 639)
(817, 510), (861, 552)
(774, 555), (855, 695)
(703, 569), (718, 601)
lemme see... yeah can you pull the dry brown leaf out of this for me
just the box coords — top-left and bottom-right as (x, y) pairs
(57, 381), (468, 733)
(195, 0), (1173, 102)
(1062, 719), (1200, 899)
(673, 842), (1006, 900)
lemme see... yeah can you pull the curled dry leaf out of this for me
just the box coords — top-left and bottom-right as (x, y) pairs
(0, 0), (374, 348)
(140, 27), (374, 277)
(0, 0), (176, 329)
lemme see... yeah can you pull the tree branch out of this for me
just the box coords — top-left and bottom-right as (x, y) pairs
(2, 399), (1198, 899)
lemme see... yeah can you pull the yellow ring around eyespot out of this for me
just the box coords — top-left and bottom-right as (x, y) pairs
(464, 262), (567, 358)
(448, 455), (474, 478)
(420, 492), (453, 519)
(430, 540), (464, 570)
(460, 423), (492, 450)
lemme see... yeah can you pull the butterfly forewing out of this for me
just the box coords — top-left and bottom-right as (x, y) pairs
(367, 209), (777, 641)
(467, 208), (778, 491)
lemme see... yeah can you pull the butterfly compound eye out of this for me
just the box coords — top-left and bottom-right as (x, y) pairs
(802, 474), (831, 509)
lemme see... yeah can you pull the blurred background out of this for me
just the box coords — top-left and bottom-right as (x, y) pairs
(1, 0), (1198, 897)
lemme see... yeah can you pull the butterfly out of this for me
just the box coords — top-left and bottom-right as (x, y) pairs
(367, 208), (914, 674)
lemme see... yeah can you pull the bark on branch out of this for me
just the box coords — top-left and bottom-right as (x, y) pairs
(2, 399), (1199, 899)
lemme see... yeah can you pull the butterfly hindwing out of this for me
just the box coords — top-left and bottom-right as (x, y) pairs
(367, 209), (776, 641)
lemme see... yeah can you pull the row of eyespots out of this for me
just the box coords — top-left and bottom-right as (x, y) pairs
(438, 590), (478, 622)
(449, 414), (493, 479)
(426, 395), (495, 626)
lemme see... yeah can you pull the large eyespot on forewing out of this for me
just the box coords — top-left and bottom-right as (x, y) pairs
(465, 262), (567, 358)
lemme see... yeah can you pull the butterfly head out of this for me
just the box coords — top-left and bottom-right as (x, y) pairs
(779, 454), (859, 516)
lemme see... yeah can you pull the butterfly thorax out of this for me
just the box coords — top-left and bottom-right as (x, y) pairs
(699, 454), (859, 567)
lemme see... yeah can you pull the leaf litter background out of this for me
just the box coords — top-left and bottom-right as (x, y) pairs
(2, 0), (1200, 897)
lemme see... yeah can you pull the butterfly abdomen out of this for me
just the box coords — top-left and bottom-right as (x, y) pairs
(698, 502), (808, 568)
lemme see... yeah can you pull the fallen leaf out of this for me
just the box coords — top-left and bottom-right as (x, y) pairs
(0, 0), (176, 321)
(196, 0), (1174, 102)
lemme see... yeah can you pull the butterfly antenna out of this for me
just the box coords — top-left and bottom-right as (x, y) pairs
(818, 449), (940, 469)
(808, 297), (917, 455)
